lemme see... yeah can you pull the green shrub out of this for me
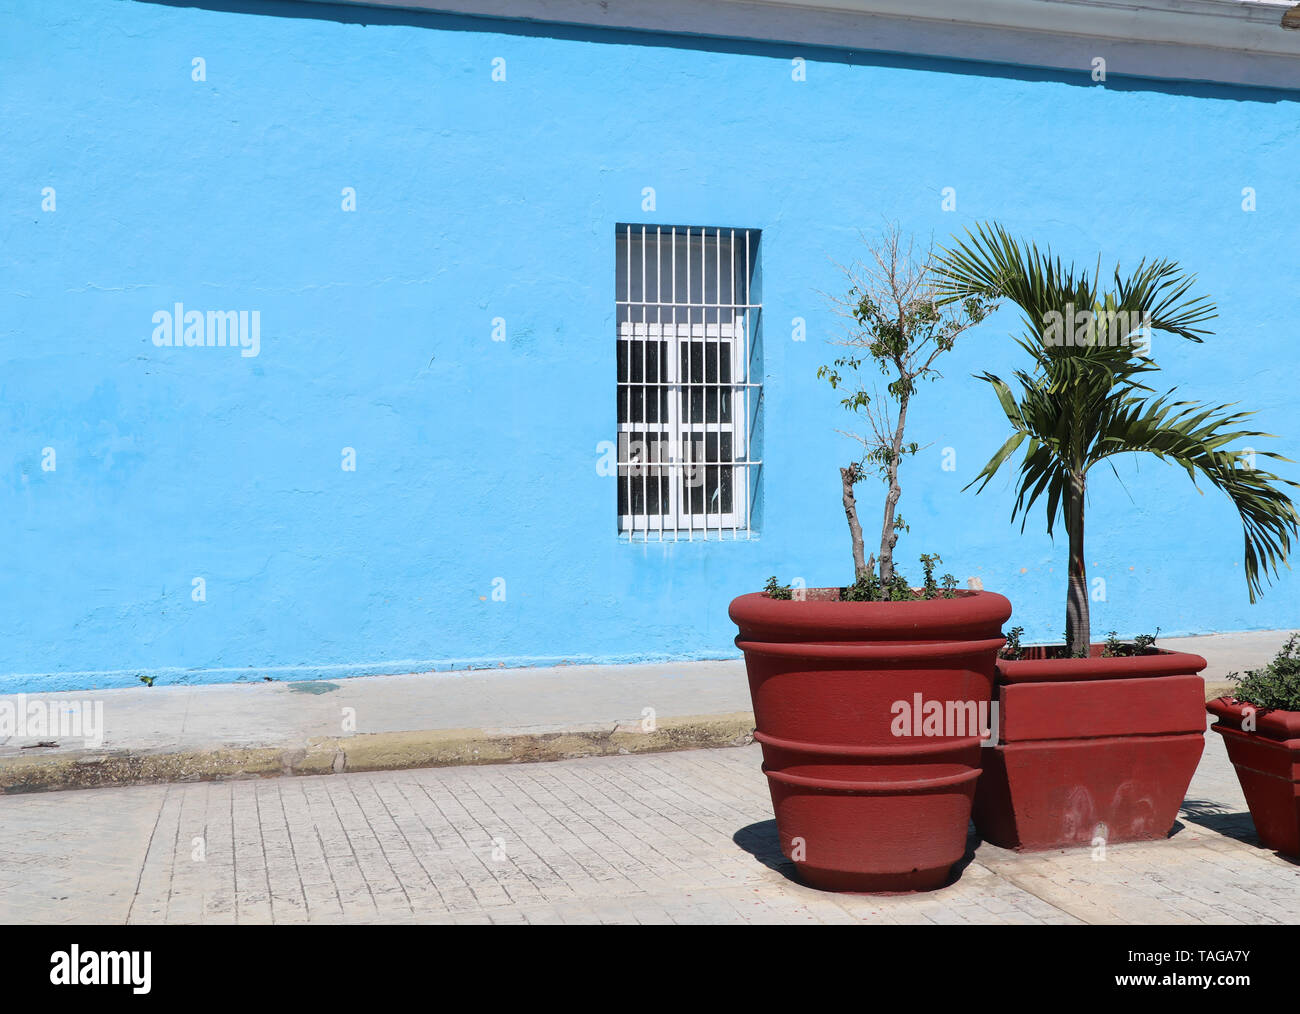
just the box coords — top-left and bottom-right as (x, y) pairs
(1230, 635), (1300, 712)
(840, 557), (940, 602)
(763, 576), (792, 600)
(1100, 629), (1160, 658)
(768, 555), (958, 604)
(1000, 626), (1025, 661)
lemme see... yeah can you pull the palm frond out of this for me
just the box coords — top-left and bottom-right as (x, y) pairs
(1094, 394), (1299, 601)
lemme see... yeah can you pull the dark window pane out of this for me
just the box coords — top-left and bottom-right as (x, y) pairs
(618, 432), (669, 520)
(618, 339), (668, 423)
(679, 341), (732, 423)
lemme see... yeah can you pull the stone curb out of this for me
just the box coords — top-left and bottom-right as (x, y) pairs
(0, 712), (757, 795)
(0, 682), (1240, 795)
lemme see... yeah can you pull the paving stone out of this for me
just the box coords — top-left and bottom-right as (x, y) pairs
(1, 733), (1297, 924)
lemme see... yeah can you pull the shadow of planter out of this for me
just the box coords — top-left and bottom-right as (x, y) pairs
(732, 818), (981, 890)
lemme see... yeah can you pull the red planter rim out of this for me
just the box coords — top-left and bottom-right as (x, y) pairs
(1207, 696), (1300, 740)
(996, 646), (1208, 685)
(762, 764), (981, 795)
(728, 588), (1012, 643)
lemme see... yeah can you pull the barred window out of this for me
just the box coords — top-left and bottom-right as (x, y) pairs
(616, 225), (761, 540)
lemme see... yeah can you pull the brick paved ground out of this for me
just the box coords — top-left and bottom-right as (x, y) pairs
(2, 732), (1298, 925)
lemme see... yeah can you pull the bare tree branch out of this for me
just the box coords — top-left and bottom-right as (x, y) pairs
(818, 222), (999, 589)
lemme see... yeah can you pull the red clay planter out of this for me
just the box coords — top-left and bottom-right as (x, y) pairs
(729, 589), (1011, 893)
(1206, 698), (1300, 858)
(973, 647), (1208, 851)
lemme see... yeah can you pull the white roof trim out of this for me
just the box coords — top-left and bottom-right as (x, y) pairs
(294, 0), (1300, 90)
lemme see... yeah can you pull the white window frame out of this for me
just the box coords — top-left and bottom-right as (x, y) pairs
(616, 225), (761, 541)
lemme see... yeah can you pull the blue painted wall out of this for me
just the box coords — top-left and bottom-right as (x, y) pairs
(2, 0), (1297, 692)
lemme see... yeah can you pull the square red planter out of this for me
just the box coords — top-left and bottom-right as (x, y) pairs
(973, 646), (1208, 851)
(1206, 698), (1300, 858)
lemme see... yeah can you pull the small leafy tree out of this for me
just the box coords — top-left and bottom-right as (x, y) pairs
(819, 225), (998, 589)
(935, 222), (1299, 656)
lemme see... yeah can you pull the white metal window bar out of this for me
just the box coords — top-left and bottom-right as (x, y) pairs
(616, 225), (761, 541)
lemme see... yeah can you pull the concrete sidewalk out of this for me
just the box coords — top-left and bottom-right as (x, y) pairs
(3, 732), (1297, 924)
(0, 660), (756, 792)
(0, 630), (1292, 793)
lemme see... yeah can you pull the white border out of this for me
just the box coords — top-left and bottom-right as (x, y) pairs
(288, 0), (1300, 90)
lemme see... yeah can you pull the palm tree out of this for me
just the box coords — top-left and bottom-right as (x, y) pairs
(934, 222), (1299, 657)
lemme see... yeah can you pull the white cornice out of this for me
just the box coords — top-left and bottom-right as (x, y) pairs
(290, 0), (1300, 90)
(752, 1), (1300, 52)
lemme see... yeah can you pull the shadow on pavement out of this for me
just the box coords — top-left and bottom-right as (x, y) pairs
(733, 819), (982, 890)
(1179, 798), (1260, 845)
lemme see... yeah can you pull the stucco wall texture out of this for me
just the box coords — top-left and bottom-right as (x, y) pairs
(2, 0), (1297, 691)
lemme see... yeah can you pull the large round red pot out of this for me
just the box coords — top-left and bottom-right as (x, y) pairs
(1207, 697), (1300, 858)
(973, 646), (1208, 851)
(729, 588), (1011, 893)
